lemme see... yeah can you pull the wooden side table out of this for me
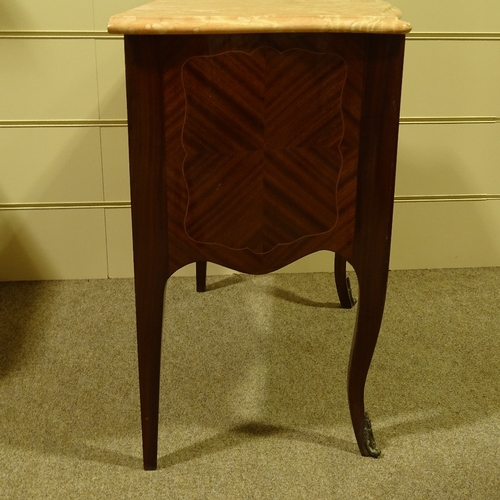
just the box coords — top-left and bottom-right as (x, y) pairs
(108, 0), (411, 470)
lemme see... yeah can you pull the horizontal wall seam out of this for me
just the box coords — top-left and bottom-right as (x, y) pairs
(407, 32), (500, 41)
(0, 119), (127, 128)
(2, 196), (500, 211)
(0, 30), (120, 39)
(1, 30), (500, 40)
(1, 117), (498, 128)
(400, 117), (499, 125)
(0, 202), (131, 211)
(395, 195), (500, 203)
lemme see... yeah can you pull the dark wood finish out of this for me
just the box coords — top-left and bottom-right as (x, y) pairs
(182, 47), (347, 253)
(195, 261), (207, 292)
(124, 32), (406, 470)
(347, 34), (406, 457)
(334, 254), (356, 309)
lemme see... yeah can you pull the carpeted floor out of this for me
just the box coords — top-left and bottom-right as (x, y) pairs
(0, 268), (499, 499)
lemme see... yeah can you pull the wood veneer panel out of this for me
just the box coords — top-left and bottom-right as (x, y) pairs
(182, 47), (346, 253)
(153, 33), (365, 275)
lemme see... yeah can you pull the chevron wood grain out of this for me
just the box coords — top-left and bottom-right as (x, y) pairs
(182, 47), (347, 254)
(143, 34), (367, 274)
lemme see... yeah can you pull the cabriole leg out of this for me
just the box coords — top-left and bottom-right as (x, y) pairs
(347, 265), (389, 458)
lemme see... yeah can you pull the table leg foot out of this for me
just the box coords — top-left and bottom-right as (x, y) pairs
(347, 263), (388, 459)
(362, 412), (381, 457)
(334, 254), (356, 308)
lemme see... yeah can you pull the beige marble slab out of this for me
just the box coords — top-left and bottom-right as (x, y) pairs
(108, 0), (411, 35)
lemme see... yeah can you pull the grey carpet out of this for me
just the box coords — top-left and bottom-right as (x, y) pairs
(1, 268), (499, 499)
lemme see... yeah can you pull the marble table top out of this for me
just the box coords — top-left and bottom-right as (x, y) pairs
(108, 0), (411, 35)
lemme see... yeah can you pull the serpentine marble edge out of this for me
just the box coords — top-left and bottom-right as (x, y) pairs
(107, 0), (411, 35)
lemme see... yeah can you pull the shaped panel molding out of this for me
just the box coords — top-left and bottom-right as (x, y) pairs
(181, 47), (348, 254)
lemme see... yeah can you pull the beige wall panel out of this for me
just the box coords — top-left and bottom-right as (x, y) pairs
(95, 40), (128, 120)
(101, 127), (130, 201)
(391, 200), (500, 269)
(401, 41), (500, 117)
(0, 127), (104, 203)
(0, 209), (107, 281)
(396, 123), (500, 196)
(0, 39), (99, 120)
(170, 262), (247, 277)
(105, 208), (133, 278)
(8, 200), (499, 279)
(0, 0), (94, 31)
(273, 251), (334, 274)
(94, 0), (147, 31)
(395, 0), (500, 33)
